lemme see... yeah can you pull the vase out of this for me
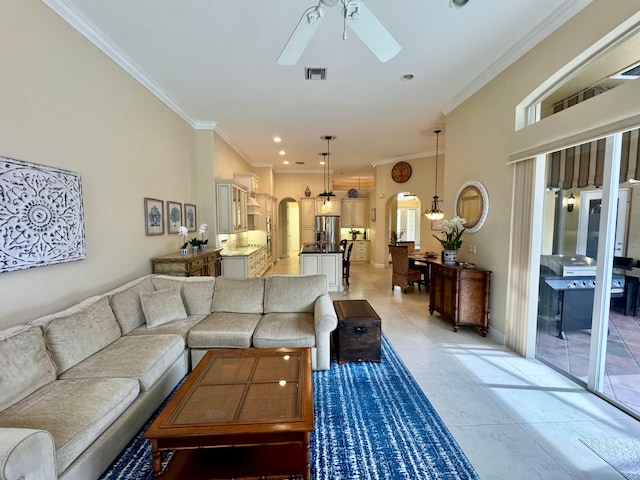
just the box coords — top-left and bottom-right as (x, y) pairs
(443, 249), (458, 264)
(192, 245), (199, 254)
(305, 186), (311, 197)
(352, 233), (357, 240)
(181, 248), (189, 256)
(200, 244), (207, 251)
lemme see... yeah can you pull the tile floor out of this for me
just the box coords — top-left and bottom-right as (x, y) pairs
(267, 256), (640, 479)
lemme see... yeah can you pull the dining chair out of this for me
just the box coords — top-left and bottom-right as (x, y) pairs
(388, 245), (423, 293)
(396, 241), (415, 253)
(343, 242), (353, 286)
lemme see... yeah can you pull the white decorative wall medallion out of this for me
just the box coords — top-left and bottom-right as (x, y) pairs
(0, 156), (86, 273)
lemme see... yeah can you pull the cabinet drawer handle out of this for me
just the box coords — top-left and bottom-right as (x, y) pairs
(354, 326), (367, 335)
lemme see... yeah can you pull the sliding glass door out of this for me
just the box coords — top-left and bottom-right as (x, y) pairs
(535, 131), (640, 417)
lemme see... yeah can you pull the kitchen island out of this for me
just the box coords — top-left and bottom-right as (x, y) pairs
(299, 244), (344, 292)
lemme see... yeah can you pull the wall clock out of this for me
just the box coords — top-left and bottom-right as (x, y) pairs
(391, 161), (412, 183)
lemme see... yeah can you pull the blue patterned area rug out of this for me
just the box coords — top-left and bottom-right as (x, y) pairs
(100, 335), (478, 479)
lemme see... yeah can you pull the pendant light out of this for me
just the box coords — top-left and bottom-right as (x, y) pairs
(318, 135), (336, 213)
(424, 129), (444, 220)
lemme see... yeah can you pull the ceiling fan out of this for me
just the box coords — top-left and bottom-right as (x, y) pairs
(277, 0), (401, 66)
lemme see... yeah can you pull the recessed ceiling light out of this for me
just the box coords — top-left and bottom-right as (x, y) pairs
(273, 136), (282, 143)
(401, 74), (414, 81)
(279, 150), (286, 155)
(283, 160), (290, 165)
(320, 160), (326, 165)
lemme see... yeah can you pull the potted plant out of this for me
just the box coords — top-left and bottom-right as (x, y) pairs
(179, 226), (189, 255)
(433, 216), (466, 264)
(349, 229), (361, 241)
(198, 223), (209, 250)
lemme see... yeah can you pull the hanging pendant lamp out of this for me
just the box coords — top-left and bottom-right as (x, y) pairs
(318, 135), (336, 199)
(424, 129), (445, 220)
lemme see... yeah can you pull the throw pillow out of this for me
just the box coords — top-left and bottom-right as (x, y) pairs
(139, 287), (187, 328)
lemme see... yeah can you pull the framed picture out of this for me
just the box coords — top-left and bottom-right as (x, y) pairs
(144, 198), (164, 235)
(431, 218), (444, 231)
(167, 201), (182, 234)
(184, 204), (197, 231)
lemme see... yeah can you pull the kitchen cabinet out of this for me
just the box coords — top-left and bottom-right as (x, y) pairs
(341, 199), (368, 228)
(151, 248), (222, 277)
(216, 180), (248, 234)
(428, 260), (491, 336)
(300, 198), (317, 245)
(349, 240), (370, 262)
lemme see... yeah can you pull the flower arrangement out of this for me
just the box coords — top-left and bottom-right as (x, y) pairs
(198, 223), (209, 246)
(433, 216), (466, 250)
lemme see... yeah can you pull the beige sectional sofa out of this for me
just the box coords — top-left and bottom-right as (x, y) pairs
(0, 273), (337, 480)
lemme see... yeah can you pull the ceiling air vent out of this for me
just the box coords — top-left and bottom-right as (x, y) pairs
(305, 67), (327, 80)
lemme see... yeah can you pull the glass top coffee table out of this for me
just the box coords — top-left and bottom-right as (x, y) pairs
(144, 347), (313, 479)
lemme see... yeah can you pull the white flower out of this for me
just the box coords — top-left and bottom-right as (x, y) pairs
(178, 226), (188, 237)
(198, 223), (208, 235)
(441, 216), (466, 235)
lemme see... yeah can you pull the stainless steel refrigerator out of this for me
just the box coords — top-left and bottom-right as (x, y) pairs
(315, 215), (340, 248)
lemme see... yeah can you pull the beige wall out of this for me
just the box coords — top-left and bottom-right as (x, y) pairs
(0, 1), (197, 327)
(445, 0), (640, 336)
(213, 132), (252, 179)
(372, 156), (443, 266)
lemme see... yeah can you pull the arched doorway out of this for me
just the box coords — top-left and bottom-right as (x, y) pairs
(386, 192), (423, 248)
(278, 197), (299, 258)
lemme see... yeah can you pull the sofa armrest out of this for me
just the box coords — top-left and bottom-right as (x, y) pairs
(314, 294), (338, 334)
(0, 428), (56, 480)
(313, 294), (338, 370)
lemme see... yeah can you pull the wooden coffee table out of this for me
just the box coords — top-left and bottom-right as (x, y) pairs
(144, 347), (313, 479)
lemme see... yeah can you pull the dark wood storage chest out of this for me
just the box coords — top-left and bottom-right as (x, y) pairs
(332, 300), (381, 364)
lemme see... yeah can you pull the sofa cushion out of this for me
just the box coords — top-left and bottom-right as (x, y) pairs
(0, 325), (57, 411)
(139, 287), (187, 328)
(38, 296), (122, 375)
(188, 312), (262, 349)
(109, 276), (155, 335)
(0, 377), (139, 475)
(58, 334), (185, 392)
(264, 275), (327, 313)
(212, 277), (265, 314)
(127, 314), (206, 341)
(252, 312), (316, 348)
(153, 276), (215, 315)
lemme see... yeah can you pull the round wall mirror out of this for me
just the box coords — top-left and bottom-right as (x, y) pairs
(454, 180), (489, 233)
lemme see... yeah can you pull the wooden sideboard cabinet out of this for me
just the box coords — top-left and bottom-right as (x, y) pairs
(151, 248), (222, 277)
(428, 260), (491, 336)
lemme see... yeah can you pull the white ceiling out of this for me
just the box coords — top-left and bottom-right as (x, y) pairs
(44, 0), (592, 185)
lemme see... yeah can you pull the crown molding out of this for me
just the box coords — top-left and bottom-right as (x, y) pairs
(371, 151), (433, 168)
(442, 0), (593, 115)
(194, 121), (217, 130)
(42, 0), (219, 130)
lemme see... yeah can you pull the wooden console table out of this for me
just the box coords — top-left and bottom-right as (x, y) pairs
(427, 259), (491, 336)
(151, 248), (222, 277)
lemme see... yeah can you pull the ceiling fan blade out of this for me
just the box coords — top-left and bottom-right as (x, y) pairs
(277, 6), (324, 66)
(344, 1), (400, 62)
